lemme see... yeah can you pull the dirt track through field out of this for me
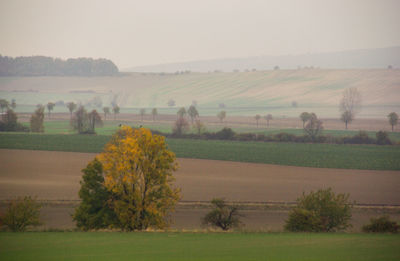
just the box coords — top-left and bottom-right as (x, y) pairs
(1, 149), (399, 204)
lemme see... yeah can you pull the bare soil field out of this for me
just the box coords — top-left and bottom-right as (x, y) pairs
(1, 149), (399, 231)
(1, 149), (399, 204)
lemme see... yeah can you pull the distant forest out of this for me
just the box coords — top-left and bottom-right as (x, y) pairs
(0, 55), (119, 76)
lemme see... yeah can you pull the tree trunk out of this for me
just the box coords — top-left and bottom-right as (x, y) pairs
(345, 121), (348, 130)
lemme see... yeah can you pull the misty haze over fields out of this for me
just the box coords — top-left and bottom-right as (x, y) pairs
(125, 46), (400, 73)
(0, 0), (399, 118)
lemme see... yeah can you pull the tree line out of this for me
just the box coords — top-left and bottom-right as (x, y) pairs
(0, 55), (119, 76)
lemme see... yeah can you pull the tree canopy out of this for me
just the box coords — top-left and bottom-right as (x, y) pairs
(339, 88), (361, 129)
(0, 55), (119, 76)
(187, 105), (199, 124)
(97, 127), (180, 230)
(387, 112), (398, 132)
(73, 158), (118, 230)
(202, 198), (242, 231)
(285, 188), (353, 232)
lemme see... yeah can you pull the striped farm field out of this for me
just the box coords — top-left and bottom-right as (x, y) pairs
(0, 132), (399, 170)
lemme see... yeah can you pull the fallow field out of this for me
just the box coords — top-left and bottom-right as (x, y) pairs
(1, 148), (399, 231)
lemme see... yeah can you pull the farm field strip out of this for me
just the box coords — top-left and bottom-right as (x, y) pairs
(0, 232), (399, 261)
(14, 119), (400, 141)
(1, 133), (399, 170)
(1, 69), (400, 118)
(1, 202), (397, 232)
(1, 149), (399, 205)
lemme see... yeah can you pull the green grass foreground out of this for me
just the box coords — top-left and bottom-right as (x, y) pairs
(1, 132), (400, 170)
(0, 232), (399, 261)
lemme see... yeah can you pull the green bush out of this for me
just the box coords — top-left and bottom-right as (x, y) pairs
(284, 208), (322, 232)
(0, 196), (42, 231)
(30, 106), (45, 132)
(0, 109), (30, 132)
(362, 216), (399, 233)
(202, 198), (242, 231)
(73, 158), (118, 230)
(273, 132), (297, 142)
(215, 128), (235, 140)
(285, 188), (353, 232)
(376, 131), (392, 145)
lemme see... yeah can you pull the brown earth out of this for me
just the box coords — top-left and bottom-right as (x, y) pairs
(1, 149), (399, 204)
(1, 149), (400, 231)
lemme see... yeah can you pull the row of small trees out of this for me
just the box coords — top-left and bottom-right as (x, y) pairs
(1, 191), (398, 233)
(0, 55), (119, 76)
(203, 188), (354, 232)
(66, 102), (120, 121)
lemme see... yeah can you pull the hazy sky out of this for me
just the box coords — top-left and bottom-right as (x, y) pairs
(1, 0), (399, 68)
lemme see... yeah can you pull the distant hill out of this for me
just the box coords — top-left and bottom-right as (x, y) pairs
(0, 69), (399, 118)
(0, 55), (119, 77)
(125, 46), (400, 73)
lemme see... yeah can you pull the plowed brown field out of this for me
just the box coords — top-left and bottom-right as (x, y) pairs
(1, 149), (400, 231)
(1, 149), (399, 204)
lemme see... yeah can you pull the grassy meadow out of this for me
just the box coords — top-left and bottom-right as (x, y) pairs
(0, 232), (399, 261)
(1, 132), (399, 170)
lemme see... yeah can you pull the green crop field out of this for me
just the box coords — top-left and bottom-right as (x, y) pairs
(0, 232), (399, 261)
(1, 132), (399, 170)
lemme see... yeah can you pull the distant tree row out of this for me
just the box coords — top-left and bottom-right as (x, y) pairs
(0, 55), (119, 76)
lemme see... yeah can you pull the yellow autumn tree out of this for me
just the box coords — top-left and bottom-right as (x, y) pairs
(97, 126), (180, 231)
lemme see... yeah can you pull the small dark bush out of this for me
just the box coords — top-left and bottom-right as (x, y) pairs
(0, 121), (29, 132)
(235, 133), (256, 141)
(215, 127), (235, 140)
(255, 133), (267, 141)
(0, 109), (29, 132)
(273, 132), (297, 142)
(314, 135), (328, 143)
(202, 198), (242, 231)
(376, 131), (392, 145)
(323, 134), (339, 144)
(362, 216), (399, 233)
(352, 131), (375, 144)
(342, 131), (375, 144)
